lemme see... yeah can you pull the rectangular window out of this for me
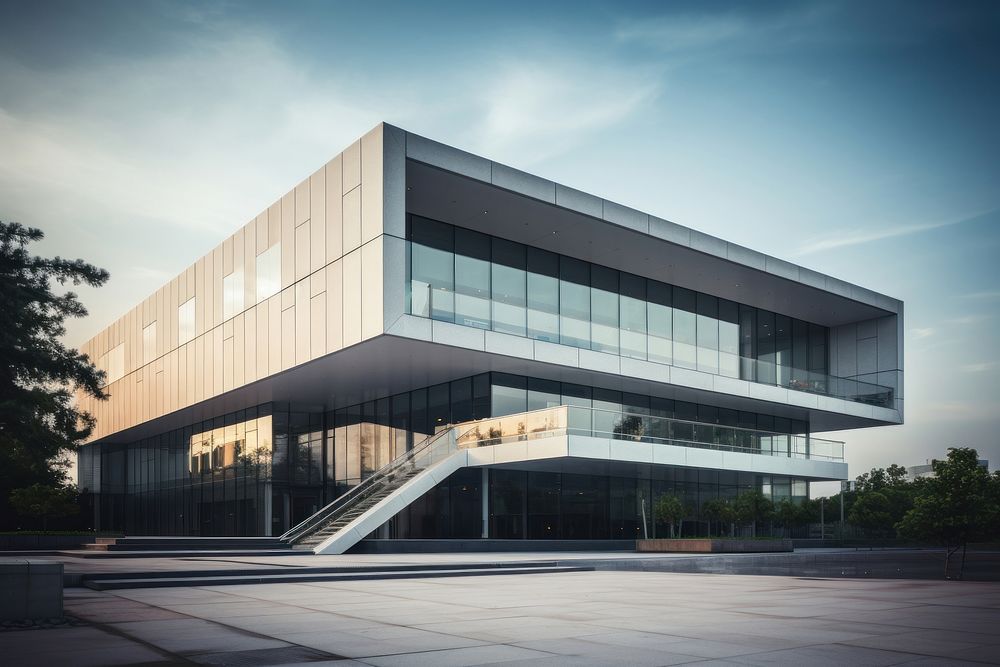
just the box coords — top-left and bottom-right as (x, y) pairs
(739, 305), (756, 381)
(527, 248), (559, 342)
(409, 217), (454, 321)
(718, 300), (739, 378)
(647, 280), (672, 365)
(590, 265), (619, 355)
(107, 342), (125, 383)
(178, 297), (196, 345)
(696, 293), (719, 374)
(757, 309), (776, 384)
(491, 373), (527, 417)
(673, 287), (697, 369)
(619, 273), (646, 360)
(559, 257), (590, 349)
(491, 238), (527, 336)
(775, 314), (792, 387)
(223, 267), (244, 320)
(256, 244), (281, 303)
(142, 321), (157, 365)
(454, 228), (490, 329)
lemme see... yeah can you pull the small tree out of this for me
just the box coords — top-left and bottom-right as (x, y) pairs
(9, 483), (80, 530)
(701, 497), (736, 537)
(774, 498), (803, 537)
(735, 490), (773, 537)
(897, 447), (1000, 579)
(848, 490), (894, 537)
(654, 493), (685, 538)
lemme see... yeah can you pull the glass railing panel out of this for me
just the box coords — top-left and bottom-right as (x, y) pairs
(450, 406), (844, 462)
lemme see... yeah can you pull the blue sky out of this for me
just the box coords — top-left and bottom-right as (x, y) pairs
(1, 0), (997, 488)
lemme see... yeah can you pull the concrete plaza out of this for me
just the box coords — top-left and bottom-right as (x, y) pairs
(3, 570), (999, 666)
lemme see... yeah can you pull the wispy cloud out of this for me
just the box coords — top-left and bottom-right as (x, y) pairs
(790, 210), (995, 257)
(469, 59), (659, 166)
(946, 314), (992, 326)
(613, 5), (833, 54)
(962, 361), (999, 373)
(910, 327), (935, 340)
(960, 290), (1000, 301)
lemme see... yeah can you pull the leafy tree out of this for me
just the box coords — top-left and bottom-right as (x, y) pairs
(653, 493), (685, 538)
(846, 464), (917, 537)
(897, 447), (1000, 579)
(701, 497), (736, 537)
(0, 222), (108, 529)
(855, 464), (909, 492)
(735, 490), (773, 537)
(848, 490), (895, 537)
(774, 498), (804, 537)
(9, 483), (80, 530)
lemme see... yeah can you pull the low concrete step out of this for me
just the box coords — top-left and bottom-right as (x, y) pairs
(84, 564), (593, 590)
(84, 537), (291, 552)
(64, 549), (310, 559)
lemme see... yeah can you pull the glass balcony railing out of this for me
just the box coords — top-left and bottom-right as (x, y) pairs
(410, 282), (894, 409)
(454, 405), (845, 462)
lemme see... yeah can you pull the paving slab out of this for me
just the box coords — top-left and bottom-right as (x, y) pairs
(12, 569), (996, 665)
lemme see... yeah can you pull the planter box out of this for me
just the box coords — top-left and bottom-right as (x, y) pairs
(637, 538), (793, 553)
(0, 560), (63, 620)
(0, 535), (99, 551)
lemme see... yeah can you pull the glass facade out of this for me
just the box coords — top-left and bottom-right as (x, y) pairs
(80, 404), (328, 536)
(408, 215), (829, 378)
(81, 372), (813, 537)
(407, 215), (892, 407)
(384, 467), (809, 540)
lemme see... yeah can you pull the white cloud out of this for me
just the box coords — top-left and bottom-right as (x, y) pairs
(465, 59), (659, 166)
(910, 327), (935, 340)
(962, 361), (999, 374)
(790, 209), (992, 257)
(961, 290), (1000, 301)
(946, 314), (991, 326)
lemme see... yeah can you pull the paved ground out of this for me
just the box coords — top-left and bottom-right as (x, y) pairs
(4, 571), (1000, 666)
(19, 547), (998, 583)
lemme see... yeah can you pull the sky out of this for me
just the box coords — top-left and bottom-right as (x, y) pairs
(1, 0), (998, 493)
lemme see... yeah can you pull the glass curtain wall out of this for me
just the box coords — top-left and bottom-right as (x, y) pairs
(391, 467), (809, 540)
(86, 404), (331, 537)
(87, 373), (814, 537)
(407, 215), (830, 384)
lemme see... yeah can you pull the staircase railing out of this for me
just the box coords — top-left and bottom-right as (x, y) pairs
(280, 423), (464, 544)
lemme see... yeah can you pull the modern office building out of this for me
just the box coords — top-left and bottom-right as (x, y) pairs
(76, 123), (904, 552)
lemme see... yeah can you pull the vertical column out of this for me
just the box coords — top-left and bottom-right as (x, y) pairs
(481, 467), (490, 539)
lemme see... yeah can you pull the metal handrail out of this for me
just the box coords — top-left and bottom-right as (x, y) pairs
(280, 426), (453, 542)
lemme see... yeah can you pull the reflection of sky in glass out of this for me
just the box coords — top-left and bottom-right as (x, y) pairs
(255, 245), (280, 302)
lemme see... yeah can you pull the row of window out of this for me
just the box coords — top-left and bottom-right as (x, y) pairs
(105, 244), (284, 384)
(407, 216), (830, 383)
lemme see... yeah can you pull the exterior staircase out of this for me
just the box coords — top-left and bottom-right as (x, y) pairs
(281, 422), (472, 554)
(280, 406), (568, 555)
(292, 468), (423, 550)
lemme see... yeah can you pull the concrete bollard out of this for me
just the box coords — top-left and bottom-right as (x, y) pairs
(0, 560), (64, 620)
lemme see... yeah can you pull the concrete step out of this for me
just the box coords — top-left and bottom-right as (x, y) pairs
(83, 537), (291, 552)
(83, 564), (593, 590)
(65, 549), (310, 559)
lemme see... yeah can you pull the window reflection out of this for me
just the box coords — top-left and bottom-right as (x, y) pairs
(255, 244), (281, 303)
(178, 298), (196, 345)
